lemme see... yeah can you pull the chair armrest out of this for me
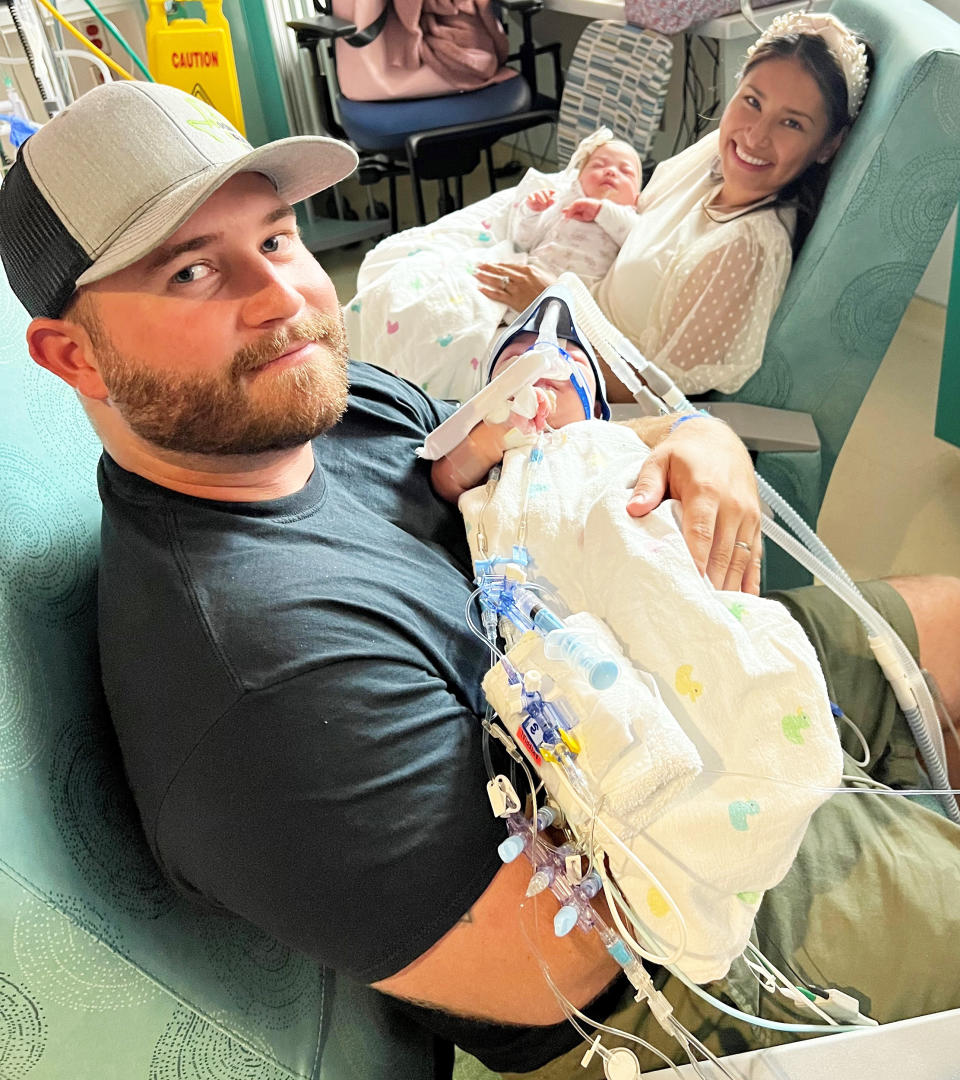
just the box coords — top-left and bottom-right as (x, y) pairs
(287, 16), (358, 44)
(498, 0), (544, 11)
(609, 402), (821, 453)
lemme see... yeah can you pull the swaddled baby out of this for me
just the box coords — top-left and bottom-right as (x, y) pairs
(432, 292), (844, 982)
(505, 128), (643, 286)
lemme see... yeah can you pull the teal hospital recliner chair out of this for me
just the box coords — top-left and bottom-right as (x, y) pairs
(704, 0), (960, 586)
(0, 279), (455, 1078)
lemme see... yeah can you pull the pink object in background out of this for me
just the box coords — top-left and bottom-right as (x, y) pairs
(623, 0), (783, 35)
(333, 0), (514, 101)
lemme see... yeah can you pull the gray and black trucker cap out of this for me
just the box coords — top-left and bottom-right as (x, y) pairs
(0, 81), (358, 319)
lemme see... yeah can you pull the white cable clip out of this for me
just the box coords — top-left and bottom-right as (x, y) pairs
(819, 988), (878, 1026)
(486, 774), (522, 818)
(565, 853), (584, 883)
(580, 1035), (603, 1069)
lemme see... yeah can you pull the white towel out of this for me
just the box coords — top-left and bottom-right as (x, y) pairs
(482, 612), (703, 833)
(461, 421), (844, 982)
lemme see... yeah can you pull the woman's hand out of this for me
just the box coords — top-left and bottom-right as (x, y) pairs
(625, 416), (763, 595)
(476, 263), (556, 311)
(526, 189), (556, 212)
(563, 198), (602, 222)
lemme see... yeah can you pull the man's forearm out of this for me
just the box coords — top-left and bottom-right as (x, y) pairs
(614, 413), (677, 448)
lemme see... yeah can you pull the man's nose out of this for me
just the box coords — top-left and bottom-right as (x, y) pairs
(242, 261), (303, 327)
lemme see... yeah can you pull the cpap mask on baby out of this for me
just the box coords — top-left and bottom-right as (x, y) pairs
(416, 293), (599, 464)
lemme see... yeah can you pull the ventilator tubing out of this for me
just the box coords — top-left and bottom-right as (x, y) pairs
(551, 272), (959, 824)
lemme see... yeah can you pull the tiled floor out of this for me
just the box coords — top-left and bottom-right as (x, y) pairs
(818, 297), (960, 580)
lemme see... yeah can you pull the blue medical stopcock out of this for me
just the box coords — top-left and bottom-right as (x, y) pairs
(554, 903), (579, 937)
(497, 834), (526, 863)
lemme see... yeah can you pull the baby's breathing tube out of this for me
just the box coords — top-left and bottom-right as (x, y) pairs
(552, 273), (959, 824)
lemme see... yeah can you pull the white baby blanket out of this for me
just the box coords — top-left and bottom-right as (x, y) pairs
(344, 167), (575, 402)
(462, 421), (843, 982)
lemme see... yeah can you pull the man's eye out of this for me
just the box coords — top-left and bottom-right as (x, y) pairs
(171, 264), (210, 285)
(263, 232), (295, 254)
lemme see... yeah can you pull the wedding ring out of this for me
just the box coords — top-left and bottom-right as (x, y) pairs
(500, 275), (510, 289)
(733, 540), (752, 552)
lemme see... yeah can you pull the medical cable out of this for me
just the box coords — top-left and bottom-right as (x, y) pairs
(518, 828), (724, 1080)
(696, 766), (960, 799)
(1, 46), (113, 86)
(466, 291), (942, 1055)
(744, 945), (838, 1026)
(33, 0), (135, 82)
(520, 901), (688, 1079)
(599, 864), (686, 968)
(757, 493), (952, 817)
(79, 0), (153, 80)
(530, 749), (690, 964)
(5, 0), (62, 113)
(665, 963), (864, 1034)
(834, 707), (871, 767)
(926, 668), (960, 757)
(761, 516), (957, 821)
(556, 271), (693, 413)
(552, 272), (957, 823)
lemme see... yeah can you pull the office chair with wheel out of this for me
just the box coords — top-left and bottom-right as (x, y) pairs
(287, 0), (562, 233)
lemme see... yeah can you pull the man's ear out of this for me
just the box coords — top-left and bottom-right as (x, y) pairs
(26, 318), (110, 400)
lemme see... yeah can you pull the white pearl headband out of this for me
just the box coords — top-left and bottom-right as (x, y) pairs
(743, 11), (869, 122)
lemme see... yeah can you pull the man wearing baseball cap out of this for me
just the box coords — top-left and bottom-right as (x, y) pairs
(4, 81), (960, 1078)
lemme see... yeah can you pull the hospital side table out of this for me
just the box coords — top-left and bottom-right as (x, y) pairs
(936, 208), (960, 448)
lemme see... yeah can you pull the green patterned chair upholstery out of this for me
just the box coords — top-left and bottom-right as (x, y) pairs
(705, 0), (960, 587)
(0, 280), (450, 1079)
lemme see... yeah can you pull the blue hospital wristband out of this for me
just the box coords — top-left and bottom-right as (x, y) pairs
(669, 408), (713, 433)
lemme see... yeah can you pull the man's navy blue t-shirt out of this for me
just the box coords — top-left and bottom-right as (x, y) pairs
(98, 362), (507, 978)
(97, 361), (626, 1069)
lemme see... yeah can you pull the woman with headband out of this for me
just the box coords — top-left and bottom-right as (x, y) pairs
(478, 12), (871, 398)
(348, 12), (871, 401)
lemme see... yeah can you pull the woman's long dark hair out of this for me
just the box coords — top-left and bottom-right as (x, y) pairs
(743, 32), (873, 254)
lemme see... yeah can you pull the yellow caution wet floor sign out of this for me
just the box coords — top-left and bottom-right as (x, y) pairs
(146, 1), (246, 133)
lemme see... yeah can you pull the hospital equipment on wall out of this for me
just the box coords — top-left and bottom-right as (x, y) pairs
(0, 0), (150, 146)
(430, 283), (959, 1076)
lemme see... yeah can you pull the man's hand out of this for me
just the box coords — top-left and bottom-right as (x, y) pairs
(622, 415), (763, 594)
(475, 262), (557, 311)
(526, 189), (556, 212)
(563, 197), (602, 222)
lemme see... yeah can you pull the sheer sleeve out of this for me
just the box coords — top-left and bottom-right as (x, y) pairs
(640, 212), (793, 395)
